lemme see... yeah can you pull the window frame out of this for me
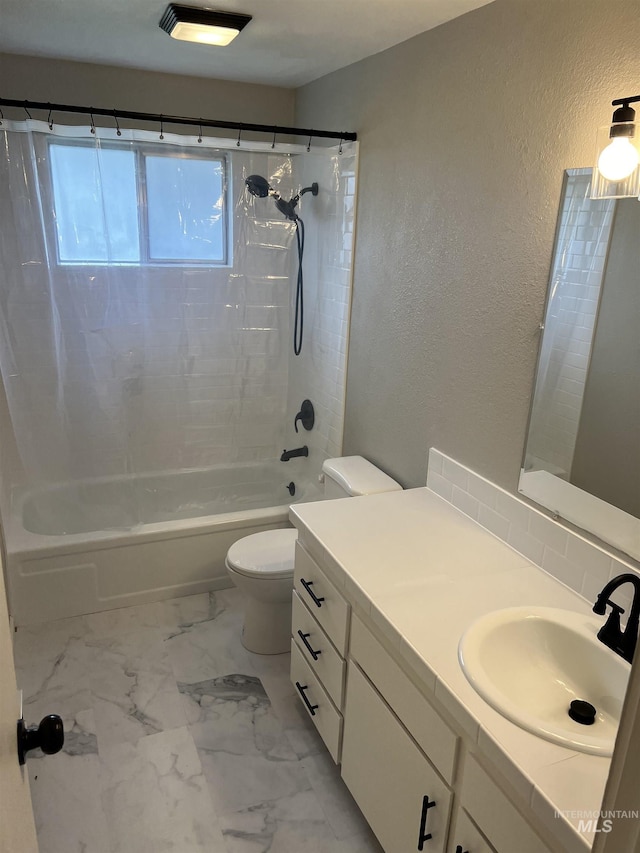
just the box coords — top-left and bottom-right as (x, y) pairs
(47, 137), (230, 268)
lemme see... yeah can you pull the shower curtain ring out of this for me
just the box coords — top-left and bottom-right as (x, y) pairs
(198, 120), (203, 144)
(47, 104), (54, 131)
(0, 107), (4, 126)
(23, 101), (32, 120)
(113, 110), (121, 137)
(236, 126), (242, 147)
(159, 115), (164, 140)
(271, 129), (277, 149)
(90, 111), (96, 134)
(338, 135), (343, 155)
(307, 134), (312, 152)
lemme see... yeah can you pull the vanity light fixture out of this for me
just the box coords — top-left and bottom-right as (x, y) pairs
(591, 95), (640, 199)
(159, 4), (252, 47)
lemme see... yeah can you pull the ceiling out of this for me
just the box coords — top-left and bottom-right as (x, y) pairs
(0, 0), (494, 88)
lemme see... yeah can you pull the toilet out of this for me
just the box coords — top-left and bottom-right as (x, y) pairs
(225, 456), (402, 654)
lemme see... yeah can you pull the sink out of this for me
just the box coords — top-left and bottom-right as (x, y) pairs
(458, 606), (630, 755)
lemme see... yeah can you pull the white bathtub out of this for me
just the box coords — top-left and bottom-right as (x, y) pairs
(6, 462), (320, 625)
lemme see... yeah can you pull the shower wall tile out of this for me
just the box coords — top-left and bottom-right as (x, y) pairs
(284, 145), (357, 473)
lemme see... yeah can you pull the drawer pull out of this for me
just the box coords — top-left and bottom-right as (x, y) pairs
(297, 629), (322, 661)
(300, 578), (325, 607)
(295, 681), (319, 716)
(417, 795), (436, 850)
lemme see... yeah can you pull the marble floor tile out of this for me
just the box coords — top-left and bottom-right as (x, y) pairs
(89, 629), (187, 746)
(100, 726), (226, 853)
(301, 750), (375, 841)
(219, 788), (383, 853)
(183, 672), (311, 814)
(15, 587), (378, 853)
(164, 593), (257, 684)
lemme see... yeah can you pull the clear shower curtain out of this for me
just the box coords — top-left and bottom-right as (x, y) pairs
(0, 119), (350, 533)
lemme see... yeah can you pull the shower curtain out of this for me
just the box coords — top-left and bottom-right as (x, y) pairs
(0, 118), (356, 532)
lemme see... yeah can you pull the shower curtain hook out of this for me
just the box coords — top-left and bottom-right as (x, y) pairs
(159, 115), (164, 141)
(90, 111), (96, 134)
(236, 126), (242, 147)
(271, 128), (276, 149)
(307, 134), (312, 152)
(198, 120), (203, 144)
(23, 101), (32, 120)
(338, 135), (343, 155)
(113, 110), (121, 137)
(47, 104), (54, 131)
(0, 107), (4, 126)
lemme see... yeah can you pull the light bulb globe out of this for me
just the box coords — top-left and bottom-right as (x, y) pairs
(597, 137), (640, 182)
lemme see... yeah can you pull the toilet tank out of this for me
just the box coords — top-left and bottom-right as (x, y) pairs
(322, 456), (402, 499)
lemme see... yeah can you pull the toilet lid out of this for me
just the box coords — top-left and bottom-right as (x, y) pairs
(226, 528), (298, 579)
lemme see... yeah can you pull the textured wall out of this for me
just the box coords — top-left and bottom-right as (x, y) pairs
(0, 52), (294, 134)
(294, 0), (640, 490)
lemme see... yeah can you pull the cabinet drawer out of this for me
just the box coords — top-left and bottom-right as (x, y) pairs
(290, 640), (342, 763)
(293, 542), (349, 654)
(350, 615), (458, 785)
(292, 591), (346, 708)
(342, 662), (453, 853)
(447, 808), (496, 853)
(461, 756), (552, 853)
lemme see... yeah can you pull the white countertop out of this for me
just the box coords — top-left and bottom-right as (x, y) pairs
(290, 486), (611, 853)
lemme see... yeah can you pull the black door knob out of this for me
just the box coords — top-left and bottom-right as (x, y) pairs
(17, 714), (64, 765)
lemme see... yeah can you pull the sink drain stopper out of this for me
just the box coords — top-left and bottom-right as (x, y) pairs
(568, 699), (597, 725)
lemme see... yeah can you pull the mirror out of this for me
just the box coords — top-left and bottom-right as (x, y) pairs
(520, 168), (640, 561)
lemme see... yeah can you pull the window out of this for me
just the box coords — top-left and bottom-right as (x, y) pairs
(48, 141), (228, 266)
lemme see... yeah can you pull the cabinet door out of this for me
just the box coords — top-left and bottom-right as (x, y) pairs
(447, 809), (496, 853)
(341, 662), (452, 853)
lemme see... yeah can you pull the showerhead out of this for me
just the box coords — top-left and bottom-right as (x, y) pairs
(245, 174), (271, 198)
(245, 175), (319, 221)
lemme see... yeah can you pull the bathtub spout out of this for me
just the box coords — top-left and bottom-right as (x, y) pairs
(280, 446), (309, 462)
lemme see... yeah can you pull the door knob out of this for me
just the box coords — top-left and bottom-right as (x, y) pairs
(17, 714), (64, 765)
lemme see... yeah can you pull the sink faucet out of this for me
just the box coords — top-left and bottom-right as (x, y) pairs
(280, 446), (309, 462)
(593, 573), (640, 664)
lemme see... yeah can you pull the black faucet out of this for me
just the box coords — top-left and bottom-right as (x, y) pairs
(593, 573), (640, 664)
(280, 446), (309, 462)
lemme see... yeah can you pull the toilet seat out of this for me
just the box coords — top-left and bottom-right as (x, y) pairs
(226, 528), (298, 579)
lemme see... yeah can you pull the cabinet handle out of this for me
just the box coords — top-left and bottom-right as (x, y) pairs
(455, 846), (469, 853)
(300, 578), (325, 608)
(297, 629), (322, 661)
(295, 681), (319, 716)
(417, 795), (436, 850)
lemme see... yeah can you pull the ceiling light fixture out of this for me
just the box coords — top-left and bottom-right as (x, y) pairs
(159, 4), (252, 47)
(591, 95), (640, 199)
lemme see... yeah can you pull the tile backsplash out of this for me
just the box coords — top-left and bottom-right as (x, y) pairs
(427, 448), (640, 614)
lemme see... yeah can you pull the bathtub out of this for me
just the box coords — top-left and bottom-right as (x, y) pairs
(6, 462), (320, 625)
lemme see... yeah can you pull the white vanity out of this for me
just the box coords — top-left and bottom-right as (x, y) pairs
(289, 486), (613, 853)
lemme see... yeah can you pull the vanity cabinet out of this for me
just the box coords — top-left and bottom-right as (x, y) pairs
(290, 530), (565, 853)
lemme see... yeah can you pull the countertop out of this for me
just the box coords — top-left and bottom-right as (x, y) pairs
(290, 486), (612, 853)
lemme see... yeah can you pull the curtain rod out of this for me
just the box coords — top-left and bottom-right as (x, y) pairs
(0, 97), (357, 143)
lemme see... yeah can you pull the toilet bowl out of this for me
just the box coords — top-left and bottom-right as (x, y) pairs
(225, 456), (402, 654)
(225, 528), (298, 654)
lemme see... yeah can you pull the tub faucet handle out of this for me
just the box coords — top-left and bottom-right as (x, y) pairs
(294, 400), (315, 433)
